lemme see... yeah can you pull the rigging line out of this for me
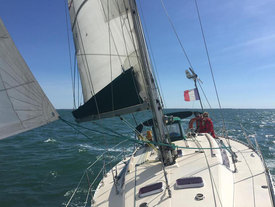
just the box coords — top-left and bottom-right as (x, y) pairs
(117, 0), (145, 105)
(87, 141), (129, 170)
(113, 0), (144, 106)
(234, 172), (265, 184)
(74, 52), (77, 108)
(92, 119), (131, 138)
(60, 117), (130, 178)
(99, 1), (124, 67)
(198, 81), (212, 109)
(233, 146), (256, 207)
(71, 2), (93, 95)
(65, 172), (86, 207)
(107, 0), (115, 113)
(119, 116), (229, 150)
(123, 0), (150, 102)
(194, 0), (226, 133)
(74, 9), (101, 118)
(59, 117), (129, 140)
(138, 0), (166, 107)
(159, 0), (193, 69)
(60, 116), (229, 149)
(77, 63), (80, 106)
(115, 0), (132, 67)
(84, 167), (104, 207)
(64, 0), (76, 109)
(120, 116), (142, 137)
(105, 0), (113, 175)
(131, 113), (138, 126)
(194, 139), (218, 207)
(105, 151), (125, 166)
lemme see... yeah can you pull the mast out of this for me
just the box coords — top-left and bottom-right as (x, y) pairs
(186, 67), (204, 112)
(129, 0), (175, 166)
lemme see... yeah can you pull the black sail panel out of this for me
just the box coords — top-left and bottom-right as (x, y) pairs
(73, 68), (148, 122)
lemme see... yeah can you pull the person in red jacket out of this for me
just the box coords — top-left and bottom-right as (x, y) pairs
(188, 112), (202, 132)
(198, 112), (216, 138)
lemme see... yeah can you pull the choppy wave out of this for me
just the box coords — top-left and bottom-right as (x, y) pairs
(0, 109), (274, 206)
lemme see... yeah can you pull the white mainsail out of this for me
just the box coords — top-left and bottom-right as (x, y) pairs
(68, 0), (149, 121)
(0, 18), (58, 140)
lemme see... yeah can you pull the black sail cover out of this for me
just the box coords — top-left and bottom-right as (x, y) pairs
(68, 0), (149, 122)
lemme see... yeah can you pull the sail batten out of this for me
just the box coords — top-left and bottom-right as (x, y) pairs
(69, 0), (149, 121)
(0, 18), (58, 140)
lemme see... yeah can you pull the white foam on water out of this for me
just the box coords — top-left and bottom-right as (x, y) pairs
(64, 187), (88, 198)
(78, 144), (133, 153)
(266, 159), (275, 170)
(265, 135), (274, 138)
(50, 171), (58, 178)
(44, 138), (56, 143)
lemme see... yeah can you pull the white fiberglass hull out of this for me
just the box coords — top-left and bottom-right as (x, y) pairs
(93, 134), (275, 207)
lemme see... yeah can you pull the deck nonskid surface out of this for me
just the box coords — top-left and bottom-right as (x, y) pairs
(93, 134), (274, 207)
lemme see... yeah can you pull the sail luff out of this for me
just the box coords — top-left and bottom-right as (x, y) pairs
(0, 18), (58, 140)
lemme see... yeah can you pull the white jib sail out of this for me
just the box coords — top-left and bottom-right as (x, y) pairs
(68, 0), (149, 120)
(0, 18), (58, 140)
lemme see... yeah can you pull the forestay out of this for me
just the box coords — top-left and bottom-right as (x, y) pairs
(0, 18), (58, 140)
(68, 0), (149, 121)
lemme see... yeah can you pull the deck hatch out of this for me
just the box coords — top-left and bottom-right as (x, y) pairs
(138, 182), (163, 198)
(176, 177), (204, 189)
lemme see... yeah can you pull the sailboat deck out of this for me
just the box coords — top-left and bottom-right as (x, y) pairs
(93, 134), (274, 207)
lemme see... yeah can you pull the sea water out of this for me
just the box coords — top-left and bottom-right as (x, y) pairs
(0, 109), (274, 207)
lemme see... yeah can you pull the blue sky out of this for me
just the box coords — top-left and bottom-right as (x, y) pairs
(1, 0), (275, 109)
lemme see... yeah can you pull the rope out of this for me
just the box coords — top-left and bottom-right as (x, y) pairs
(195, 139), (218, 207)
(65, 172), (86, 207)
(65, 139), (127, 207)
(59, 117), (230, 151)
(84, 167), (104, 207)
(159, 0), (193, 69)
(138, 0), (166, 107)
(63, 0), (76, 109)
(198, 81), (212, 109)
(60, 117), (128, 139)
(232, 145), (256, 206)
(73, 2), (101, 118)
(194, 0), (226, 133)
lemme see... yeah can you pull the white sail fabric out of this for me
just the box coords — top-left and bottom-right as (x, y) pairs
(0, 18), (58, 140)
(68, 0), (149, 121)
